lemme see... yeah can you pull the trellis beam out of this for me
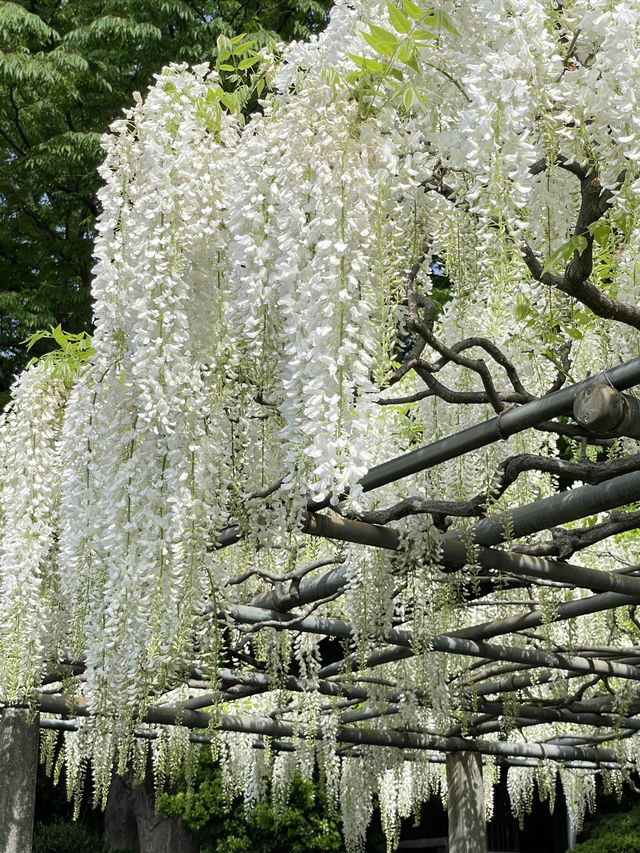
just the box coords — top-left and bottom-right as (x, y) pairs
(33, 694), (628, 765)
(228, 599), (640, 683)
(216, 357), (640, 548)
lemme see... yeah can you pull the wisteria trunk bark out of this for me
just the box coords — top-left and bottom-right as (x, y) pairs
(105, 766), (200, 853)
(446, 751), (487, 853)
(0, 707), (39, 853)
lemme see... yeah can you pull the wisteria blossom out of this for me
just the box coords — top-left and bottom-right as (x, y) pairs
(3, 0), (640, 847)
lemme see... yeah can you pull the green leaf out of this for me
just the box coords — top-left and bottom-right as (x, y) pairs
(216, 34), (232, 62)
(387, 2), (411, 33)
(218, 64), (235, 72)
(433, 9), (460, 35)
(541, 234), (589, 275)
(588, 220), (610, 247)
(361, 32), (394, 56)
(403, 85), (416, 110)
(51, 324), (69, 351)
(412, 28), (439, 40)
(363, 24), (399, 56)
(572, 234), (588, 256)
(564, 326), (584, 341)
(514, 292), (531, 322)
(398, 42), (419, 70)
(401, 0), (426, 18)
(346, 53), (387, 72)
(256, 77), (265, 96)
(238, 55), (260, 70)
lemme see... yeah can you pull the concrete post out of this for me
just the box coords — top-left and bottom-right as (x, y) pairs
(0, 707), (40, 853)
(446, 751), (487, 853)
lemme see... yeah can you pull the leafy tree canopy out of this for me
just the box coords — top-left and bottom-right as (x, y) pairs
(0, 0), (332, 388)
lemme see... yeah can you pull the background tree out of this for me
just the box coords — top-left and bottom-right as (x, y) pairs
(0, 0), (332, 391)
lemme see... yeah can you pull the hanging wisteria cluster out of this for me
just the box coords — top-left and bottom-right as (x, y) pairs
(4, 0), (640, 848)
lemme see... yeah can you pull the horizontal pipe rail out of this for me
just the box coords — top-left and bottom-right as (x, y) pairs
(31, 694), (627, 765)
(227, 601), (640, 683)
(216, 357), (640, 547)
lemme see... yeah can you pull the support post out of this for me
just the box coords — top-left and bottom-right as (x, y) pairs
(0, 707), (40, 853)
(446, 751), (487, 853)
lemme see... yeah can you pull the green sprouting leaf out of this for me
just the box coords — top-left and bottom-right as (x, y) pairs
(398, 42), (419, 70)
(216, 34), (232, 62)
(347, 53), (387, 73)
(51, 324), (69, 351)
(362, 31), (395, 56)
(363, 24), (399, 56)
(572, 234), (588, 255)
(514, 292), (531, 322)
(238, 55), (260, 70)
(433, 9), (460, 35)
(412, 28), (439, 40)
(402, 85), (416, 110)
(588, 219), (610, 247)
(541, 234), (589, 275)
(218, 64), (235, 72)
(233, 38), (256, 55)
(564, 325), (584, 341)
(220, 91), (239, 111)
(401, 0), (425, 18)
(387, 2), (411, 33)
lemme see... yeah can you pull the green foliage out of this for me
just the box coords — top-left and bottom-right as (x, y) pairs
(572, 802), (640, 852)
(157, 752), (346, 853)
(23, 325), (94, 381)
(0, 0), (332, 387)
(32, 819), (102, 853)
(346, 0), (464, 115)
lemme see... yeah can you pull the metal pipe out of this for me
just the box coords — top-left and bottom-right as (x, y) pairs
(474, 699), (640, 732)
(473, 469), (640, 547)
(215, 357), (640, 546)
(295, 511), (640, 600)
(32, 694), (627, 765)
(238, 598), (640, 682)
(574, 382), (640, 438)
(355, 359), (640, 497)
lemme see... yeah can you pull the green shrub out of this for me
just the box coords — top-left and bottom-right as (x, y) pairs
(573, 803), (640, 853)
(32, 820), (103, 853)
(157, 753), (345, 853)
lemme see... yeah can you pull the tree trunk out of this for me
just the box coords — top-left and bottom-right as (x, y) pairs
(105, 772), (140, 851)
(0, 708), (39, 853)
(105, 767), (199, 853)
(132, 776), (199, 853)
(447, 751), (487, 853)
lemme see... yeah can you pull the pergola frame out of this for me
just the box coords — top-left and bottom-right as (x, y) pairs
(5, 358), (640, 852)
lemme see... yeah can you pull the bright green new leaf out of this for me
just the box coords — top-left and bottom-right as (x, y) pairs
(433, 9), (460, 35)
(588, 219), (610, 247)
(238, 55), (260, 70)
(216, 34), (232, 62)
(401, 0), (426, 18)
(347, 52), (387, 72)
(362, 31), (396, 56)
(412, 28), (438, 40)
(398, 41), (419, 70)
(541, 234), (589, 275)
(387, 2), (411, 33)
(403, 85), (416, 110)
